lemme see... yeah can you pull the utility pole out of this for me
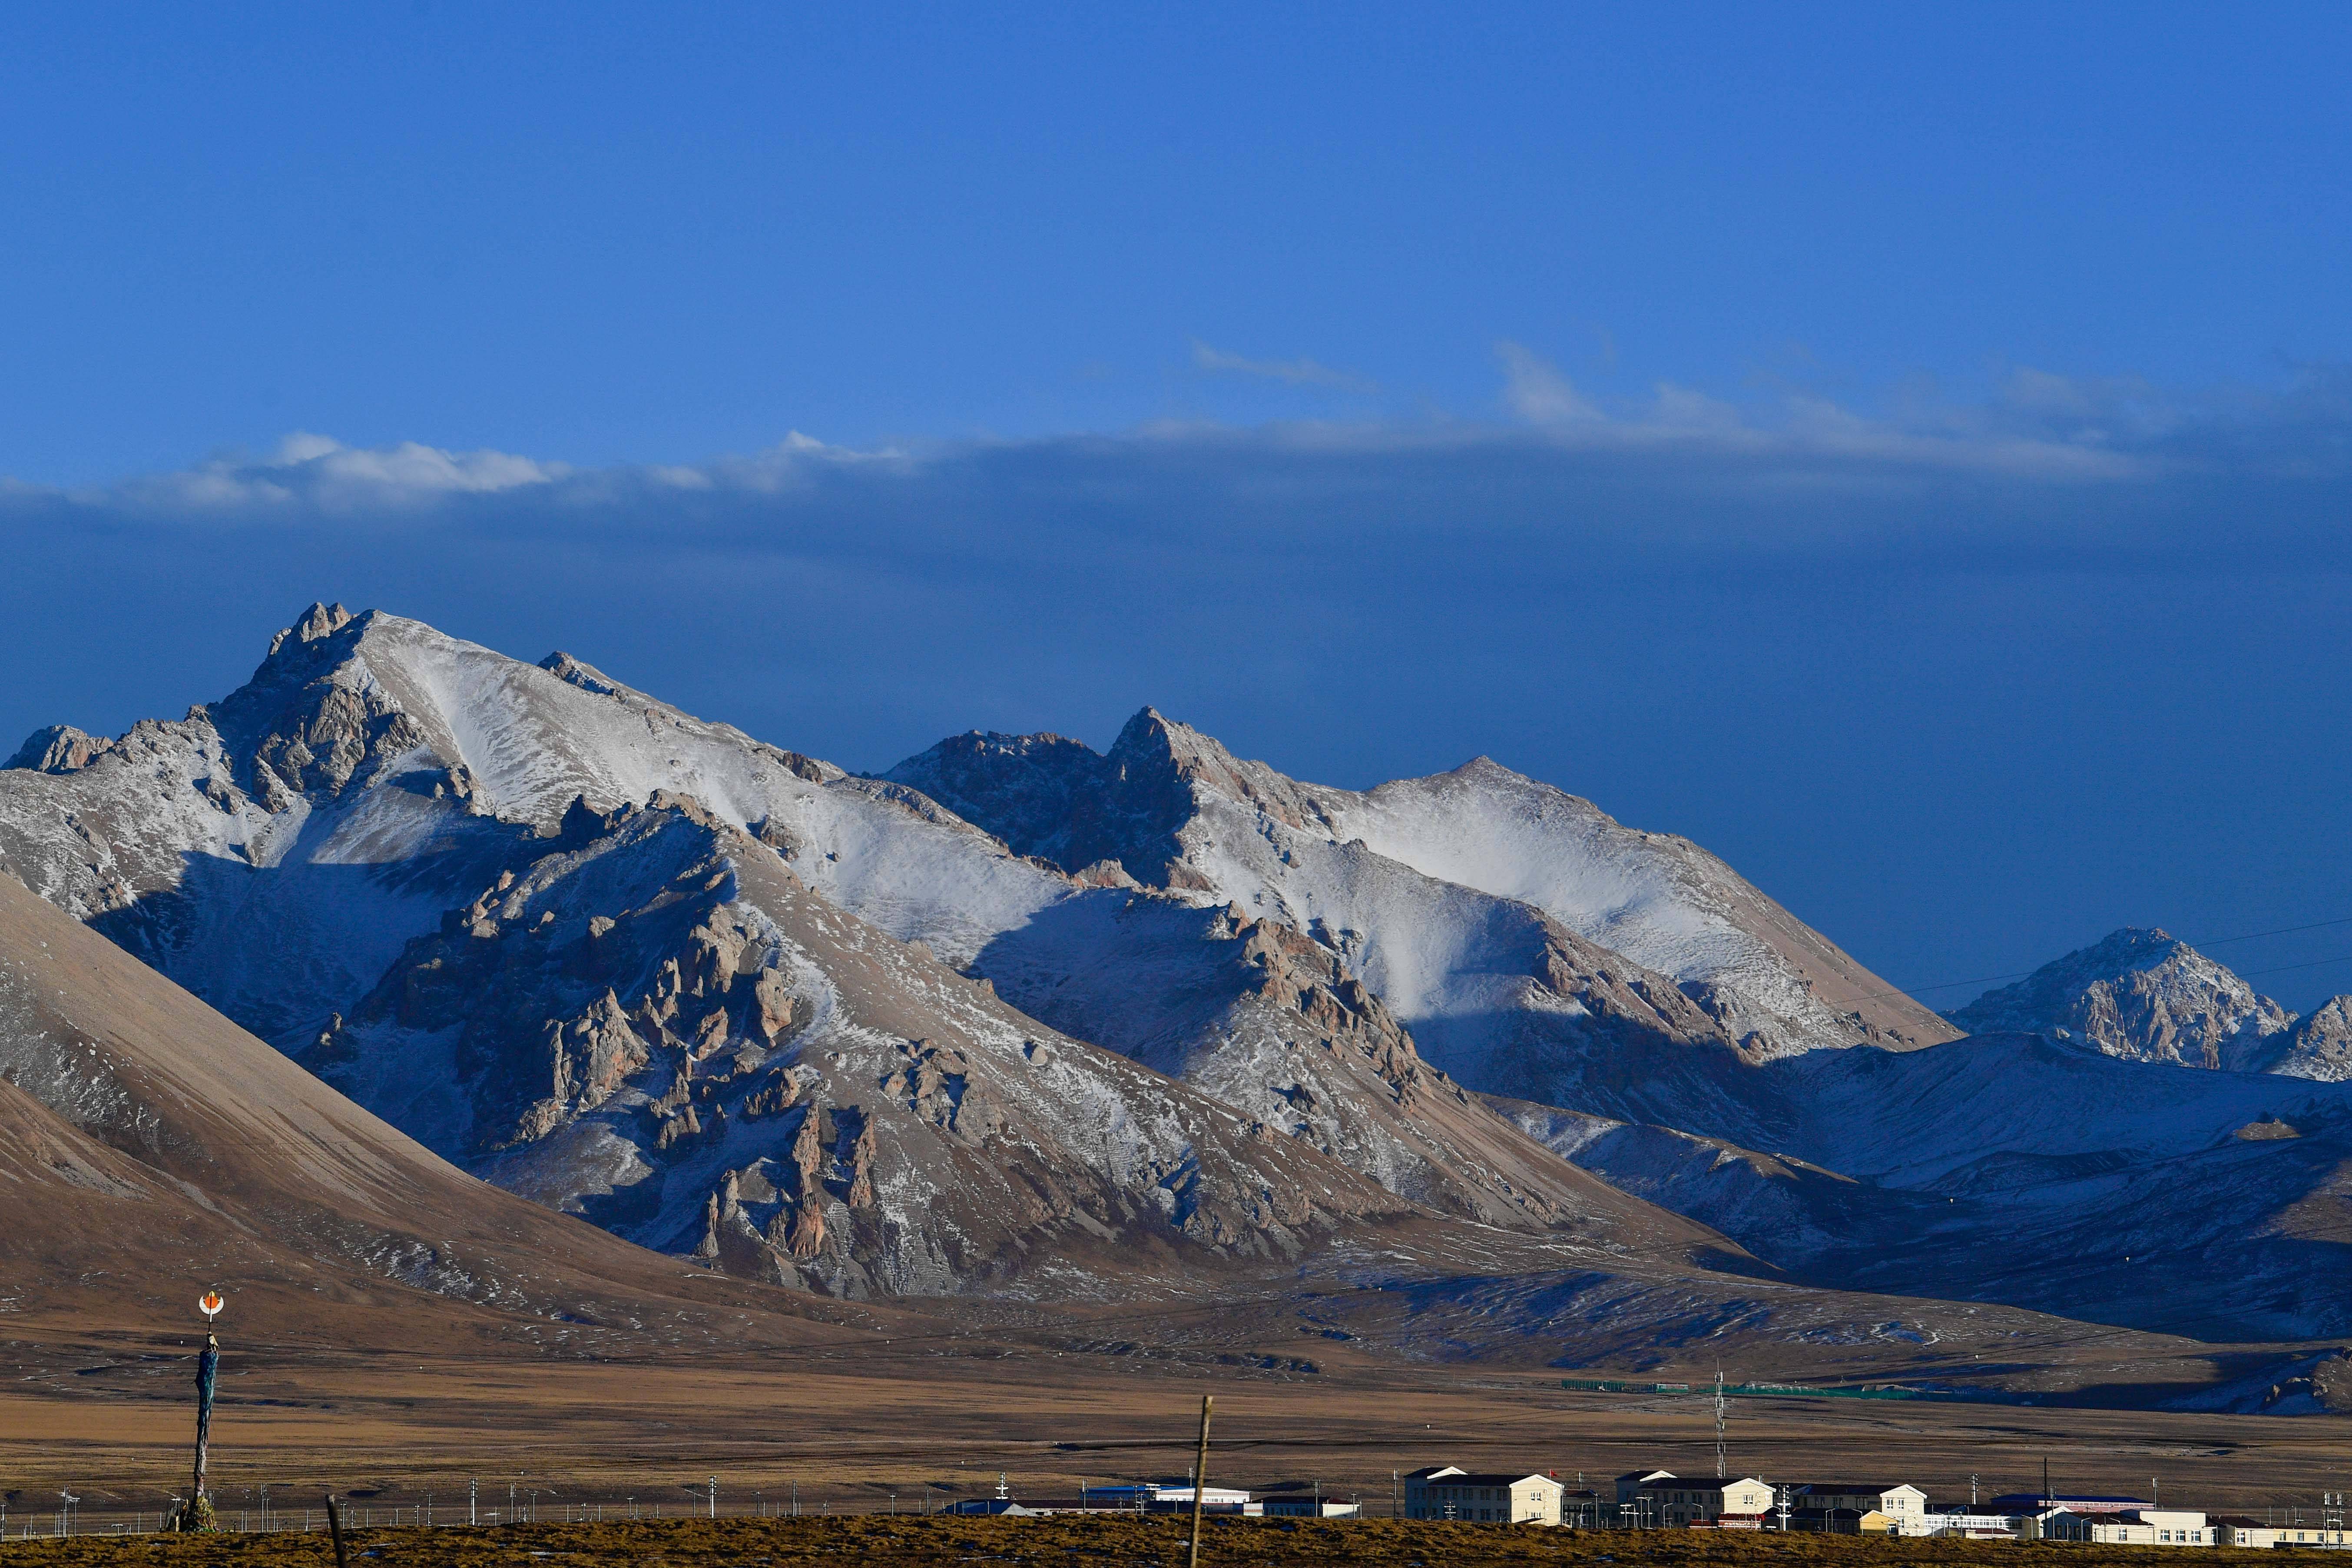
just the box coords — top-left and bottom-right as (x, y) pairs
(1189, 1395), (1215, 1568)
(1714, 1367), (1727, 1480)
(709, 1476), (719, 1519)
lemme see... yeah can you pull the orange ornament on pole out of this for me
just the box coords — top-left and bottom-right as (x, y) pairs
(199, 1292), (224, 1320)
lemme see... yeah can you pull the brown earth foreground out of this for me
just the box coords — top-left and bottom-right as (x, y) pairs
(7, 1343), (2352, 1534)
(0, 1517), (2331, 1568)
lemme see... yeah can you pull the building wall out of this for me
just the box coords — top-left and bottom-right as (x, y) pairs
(1402, 1476), (1560, 1524)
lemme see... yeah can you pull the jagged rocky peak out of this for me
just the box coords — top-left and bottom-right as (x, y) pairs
(5, 725), (114, 774)
(886, 706), (1327, 889)
(893, 704), (1949, 1066)
(883, 728), (1108, 861)
(212, 604), (436, 808)
(1949, 927), (2296, 1071)
(2275, 997), (2352, 1083)
(265, 600), (354, 656)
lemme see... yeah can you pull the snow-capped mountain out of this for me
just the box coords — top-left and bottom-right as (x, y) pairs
(1950, 927), (2352, 1080)
(10, 601), (2352, 1353)
(318, 792), (1703, 1295)
(0, 607), (1723, 1291)
(889, 712), (1955, 1121)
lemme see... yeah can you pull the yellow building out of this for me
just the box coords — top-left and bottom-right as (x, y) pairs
(1404, 1467), (1565, 1525)
(1627, 1477), (1775, 1527)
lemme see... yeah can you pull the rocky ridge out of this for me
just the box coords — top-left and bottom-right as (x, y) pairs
(890, 713), (1957, 1081)
(0, 855), (850, 1344)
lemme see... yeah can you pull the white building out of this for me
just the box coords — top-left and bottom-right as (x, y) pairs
(1404, 1467), (1565, 1525)
(2274, 1523), (2351, 1548)
(1786, 1484), (1928, 1533)
(1627, 1477), (1775, 1527)
(2130, 1510), (2216, 1546)
(2211, 1517), (2282, 1549)
(2038, 1509), (2215, 1545)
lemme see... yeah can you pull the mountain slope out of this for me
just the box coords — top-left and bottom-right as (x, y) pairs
(314, 793), (1539, 1297)
(0, 862), (863, 1346)
(1500, 1031), (2352, 1341)
(968, 887), (1700, 1232)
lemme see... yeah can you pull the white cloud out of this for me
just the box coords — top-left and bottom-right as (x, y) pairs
(4, 360), (2345, 559)
(94, 434), (568, 512)
(1190, 339), (1378, 394)
(1495, 341), (1601, 424)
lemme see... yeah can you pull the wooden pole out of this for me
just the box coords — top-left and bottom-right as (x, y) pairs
(325, 1495), (350, 1568)
(1189, 1395), (1214, 1568)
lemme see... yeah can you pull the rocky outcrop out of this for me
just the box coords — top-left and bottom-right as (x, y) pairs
(1949, 928), (2296, 1070)
(326, 798), (1424, 1295)
(2273, 998), (2352, 1082)
(4, 726), (116, 774)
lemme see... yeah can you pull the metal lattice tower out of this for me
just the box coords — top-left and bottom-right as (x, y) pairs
(1714, 1368), (1727, 1480)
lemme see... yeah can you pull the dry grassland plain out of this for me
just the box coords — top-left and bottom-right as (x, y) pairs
(6, 1337), (2352, 1540)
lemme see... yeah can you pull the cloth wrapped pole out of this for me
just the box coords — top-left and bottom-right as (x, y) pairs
(172, 1335), (222, 1530)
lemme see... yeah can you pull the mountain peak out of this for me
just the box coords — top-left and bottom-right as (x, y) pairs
(265, 600), (358, 658)
(4, 724), (113, 774)
(1951, 925), (2292, 1070)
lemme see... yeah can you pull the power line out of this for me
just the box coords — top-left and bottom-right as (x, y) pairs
(2240, 952), (2352, 981)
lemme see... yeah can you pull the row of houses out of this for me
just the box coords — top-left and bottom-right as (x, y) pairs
(1401, 1468), (2352, 1544)
(941, 1467), (2347, 1543)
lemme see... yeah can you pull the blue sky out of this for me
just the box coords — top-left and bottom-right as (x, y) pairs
(3, 4), (2351, 1010)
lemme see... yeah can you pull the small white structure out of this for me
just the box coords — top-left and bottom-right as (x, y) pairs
(1084, 1481), (1254, 1515)
(1404, 1467), (1564, 1525)
(1261, 1496), (1359, 1518)
(1921, 1506), (2020, 1539)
